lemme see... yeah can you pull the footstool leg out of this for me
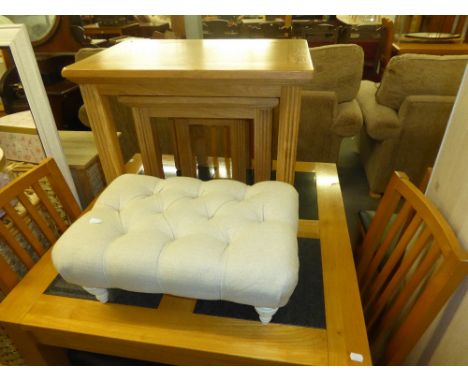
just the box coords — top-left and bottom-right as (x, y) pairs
(83, 287), (109, 303)
(255, 307), (278, 324)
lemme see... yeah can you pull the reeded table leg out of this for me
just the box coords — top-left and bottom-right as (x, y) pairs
(276, 86), (302, 185)
(80, 84), (125, 184)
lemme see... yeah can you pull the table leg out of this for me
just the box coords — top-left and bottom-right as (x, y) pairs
(254, 109), (273, 183)
(174, 119), (197, 178)
(276, 86), (302, 185)
(80, 85), (125, 184)
(132, 108), (165, 178)
(167, 119), (182, 174)
(223, 126), (232, 178)
(5, 326), (69, 365)
(229, 120), (248, 183)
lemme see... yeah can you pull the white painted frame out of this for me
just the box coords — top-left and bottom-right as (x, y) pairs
(0, 24), (79, 203)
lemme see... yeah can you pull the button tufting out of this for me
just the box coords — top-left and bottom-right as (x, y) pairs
(53, 174), (299, 311)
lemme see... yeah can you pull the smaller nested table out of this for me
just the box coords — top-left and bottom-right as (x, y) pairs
(62, 39), (314, 185)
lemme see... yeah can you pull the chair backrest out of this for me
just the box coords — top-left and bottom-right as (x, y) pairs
(307, 44), (364, 103)
(376, 53), (468, 110)
(0, 158), (81, 295)
(357, 171), (468, 365)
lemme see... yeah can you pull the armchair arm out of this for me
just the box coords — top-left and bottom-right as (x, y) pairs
(357, 80), (401, 140)
(331, 99), (363, 137)
(300, 90), (337, 130)
(399, 95), (455, 122)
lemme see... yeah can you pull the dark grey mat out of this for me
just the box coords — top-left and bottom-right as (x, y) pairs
(45, 277), (163, 308)
(45, 239), (324, 329)
(194, 238), (325, 329)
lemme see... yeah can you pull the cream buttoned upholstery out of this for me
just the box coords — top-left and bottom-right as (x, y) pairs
(52, 174), (299, 319)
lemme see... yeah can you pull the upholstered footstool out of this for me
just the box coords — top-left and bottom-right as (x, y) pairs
(52, 174), (299, 323)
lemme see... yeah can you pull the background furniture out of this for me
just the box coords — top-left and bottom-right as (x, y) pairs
(69, 25), (108, 48)
(0, 53), (86, 131)
(82, 22), (139, 40)
(290, 44), (364, 163)
(337, 16), (391, 81)
(356, 171), (468, 365)
(357, 53), (468, 194)
(393, 42), (468, 55)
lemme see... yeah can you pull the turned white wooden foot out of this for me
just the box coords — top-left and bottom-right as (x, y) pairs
(83, 287), (109, 303)
(255, 307), (278, 324)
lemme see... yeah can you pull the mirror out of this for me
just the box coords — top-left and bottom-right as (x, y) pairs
(0, 24), (78, 201)
(2, 16), (59, 46)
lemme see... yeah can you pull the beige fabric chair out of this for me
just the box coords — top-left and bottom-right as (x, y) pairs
(357, 53), (468, 194)
(284, 44), (364, 163)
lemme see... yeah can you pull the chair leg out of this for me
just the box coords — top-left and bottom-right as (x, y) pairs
(255, 307), (278, 324)
(83, 287), (109, 303)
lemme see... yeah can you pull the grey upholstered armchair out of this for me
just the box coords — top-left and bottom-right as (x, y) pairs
(292, 44), (364, 163)
(357, 53), (468, 194)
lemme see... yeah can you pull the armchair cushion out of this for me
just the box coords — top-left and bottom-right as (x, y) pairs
(358, 80), (401, 140)
(376, 54), (468, 110)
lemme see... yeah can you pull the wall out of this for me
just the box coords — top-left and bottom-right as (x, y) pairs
(405, 67), (468, 365)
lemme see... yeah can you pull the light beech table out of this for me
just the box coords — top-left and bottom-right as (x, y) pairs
(0, 161), (371, 365)
(62, 38), (314, 185)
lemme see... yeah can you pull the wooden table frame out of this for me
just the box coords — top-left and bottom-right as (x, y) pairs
(0, 161), (371, 365)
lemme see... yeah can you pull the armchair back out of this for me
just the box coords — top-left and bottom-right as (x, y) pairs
(307, 44), (364, 103)
(376, 54), (468, 110)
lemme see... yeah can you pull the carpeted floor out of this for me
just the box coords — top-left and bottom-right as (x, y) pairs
(337, 136), (380, 250)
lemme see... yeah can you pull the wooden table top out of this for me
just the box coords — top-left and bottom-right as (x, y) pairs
(62, 39), (314, 82)
(393, 42), (468, 55)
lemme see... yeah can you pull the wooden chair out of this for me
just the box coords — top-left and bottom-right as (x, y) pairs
(356, 171), (468, 365)
(358, 167), (433, 237)
(0, 158), (81, 295)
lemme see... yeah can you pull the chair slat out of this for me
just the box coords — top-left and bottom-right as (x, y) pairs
(31, 183), (68, 233)
(44, 159), (82, 221)
(16, 192), (58, 245)
(0, 220), (35, 269)
(0, 255), (19, 295)
(383, 256), (467, 365)
(360, 200), (414, 292)
(366, 226), (432, 331)
(3, 203), (46, 256)
(358, 173), (409, 280)
(364, 214), (422, 309)
(374, 240), (441, 340)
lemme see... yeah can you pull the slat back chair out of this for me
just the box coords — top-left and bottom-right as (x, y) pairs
(357, 171), (468, 365)
(0, 158), (81, 295)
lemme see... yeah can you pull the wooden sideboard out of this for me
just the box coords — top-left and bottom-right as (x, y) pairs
(393, 42), (468, 55)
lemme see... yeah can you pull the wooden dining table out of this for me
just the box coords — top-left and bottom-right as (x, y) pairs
(0, 161), (371, 365)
